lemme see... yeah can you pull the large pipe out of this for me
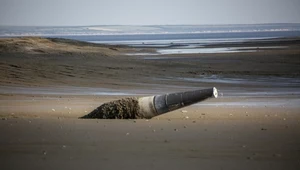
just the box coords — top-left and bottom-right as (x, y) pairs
(81, 87), (218, 119)
(139, 87), (218, 118)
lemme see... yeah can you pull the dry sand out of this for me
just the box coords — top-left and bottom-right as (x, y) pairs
(0, 37), (300, 170)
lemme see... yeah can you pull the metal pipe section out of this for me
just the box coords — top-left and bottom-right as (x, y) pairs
(138, 87), (218, 118)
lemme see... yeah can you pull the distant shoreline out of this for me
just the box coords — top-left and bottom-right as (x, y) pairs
(1, 24), (300, 39)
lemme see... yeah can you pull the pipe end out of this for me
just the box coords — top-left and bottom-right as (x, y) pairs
(213, 87), (218, 98)
(138, 96), (157, 118)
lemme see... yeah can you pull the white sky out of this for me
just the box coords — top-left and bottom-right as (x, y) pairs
(0, 0), (300, 26)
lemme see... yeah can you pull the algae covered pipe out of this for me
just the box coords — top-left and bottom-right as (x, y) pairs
(81, 87), (218, 119)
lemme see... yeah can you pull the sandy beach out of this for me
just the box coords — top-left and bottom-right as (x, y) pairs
(0, 37), (300, 170)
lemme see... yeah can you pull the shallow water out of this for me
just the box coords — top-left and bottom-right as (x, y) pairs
(177, 75), (300, 87)
(0, 86), (131, 96)
(128, 46), (287, 56)
(158, 46), (287, 54)
(195, 98), (300, 108)
(1, 75), (299, 96)
(90, 37), (278, 47)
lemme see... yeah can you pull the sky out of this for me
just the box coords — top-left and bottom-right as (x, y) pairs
(0, 0), (300, 26)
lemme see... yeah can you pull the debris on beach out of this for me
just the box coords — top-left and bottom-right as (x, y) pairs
(81, 87), (218, 119)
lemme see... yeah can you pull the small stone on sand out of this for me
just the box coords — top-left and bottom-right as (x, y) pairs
(273, 153), (282, 157)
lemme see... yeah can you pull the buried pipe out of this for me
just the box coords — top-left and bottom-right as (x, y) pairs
(81, 87), (218, 119)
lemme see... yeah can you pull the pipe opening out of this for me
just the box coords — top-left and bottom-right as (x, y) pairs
(213, 87), (218, 98)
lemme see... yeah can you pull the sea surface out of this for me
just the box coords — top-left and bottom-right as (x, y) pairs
(61, 31), (300, 50)
(1, 24), (300, 48)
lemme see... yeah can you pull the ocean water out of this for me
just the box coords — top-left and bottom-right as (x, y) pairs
(60, 31), (300, 46)
(1, 24), (300, 45)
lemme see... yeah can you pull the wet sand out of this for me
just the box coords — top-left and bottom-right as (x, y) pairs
(0, 37), (300, 169)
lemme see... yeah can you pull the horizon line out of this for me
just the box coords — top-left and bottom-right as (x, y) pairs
(1, 22), (300, 27)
